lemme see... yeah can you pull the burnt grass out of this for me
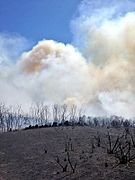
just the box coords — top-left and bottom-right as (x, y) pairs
(1, 127), (135, 180)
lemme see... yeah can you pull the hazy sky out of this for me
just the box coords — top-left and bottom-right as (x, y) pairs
(0, 0), (81, 43)
(0, 0), (135, 118)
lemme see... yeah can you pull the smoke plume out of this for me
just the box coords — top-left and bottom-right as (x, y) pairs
(0, 0), (135, 118)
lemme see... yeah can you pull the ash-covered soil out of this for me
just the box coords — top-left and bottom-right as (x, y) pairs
(0, 127), (135, 180)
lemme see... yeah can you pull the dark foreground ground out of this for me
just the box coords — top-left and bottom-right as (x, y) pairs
(0, 126), (135, 180)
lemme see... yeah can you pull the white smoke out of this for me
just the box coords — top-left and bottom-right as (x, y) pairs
(0, 0), (135, 118)
(0, 33), (30, 65)
(71, 0), (135, 117)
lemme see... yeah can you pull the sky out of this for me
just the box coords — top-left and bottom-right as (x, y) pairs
(0, 0), (135, 118)
(0, 0), (81, 44)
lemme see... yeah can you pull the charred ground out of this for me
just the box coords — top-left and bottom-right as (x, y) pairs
(1, 126), (135, 180)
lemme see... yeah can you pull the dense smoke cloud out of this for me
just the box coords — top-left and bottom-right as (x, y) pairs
(71, 0), (135, 117)
(0, 0), (135, 118)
